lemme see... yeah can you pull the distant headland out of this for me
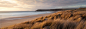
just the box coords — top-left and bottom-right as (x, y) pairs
(36, 7), (86, 11)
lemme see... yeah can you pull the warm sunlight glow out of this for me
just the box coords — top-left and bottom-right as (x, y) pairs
(0, 7), (32, 11)
(1, 0), (17, 3)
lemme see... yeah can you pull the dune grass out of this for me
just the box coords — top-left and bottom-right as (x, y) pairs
(1, 8), (86, 29)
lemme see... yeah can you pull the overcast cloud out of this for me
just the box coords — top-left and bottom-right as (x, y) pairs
(0, 0), (86, 11)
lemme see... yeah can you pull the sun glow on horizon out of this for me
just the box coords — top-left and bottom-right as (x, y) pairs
(0, 0), (86, 11)
(0, 7), (31, 11)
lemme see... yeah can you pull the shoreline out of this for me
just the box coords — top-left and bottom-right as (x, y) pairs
(0, 13), (53, 28)
(0, 11), (56, 20)
(0, 8), (86, 29)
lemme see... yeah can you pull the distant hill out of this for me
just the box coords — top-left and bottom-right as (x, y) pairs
(36, 7), (86, 11)
(36, 8), (78, 11)
(36, 9), (64, 11)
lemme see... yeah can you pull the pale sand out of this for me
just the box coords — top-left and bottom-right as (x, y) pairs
(0, 13), (53, 28)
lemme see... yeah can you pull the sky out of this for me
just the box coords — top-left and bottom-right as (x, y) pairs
(0, 0), (86, 11)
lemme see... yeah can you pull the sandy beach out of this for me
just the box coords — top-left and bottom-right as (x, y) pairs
(0, 8), (86, 29)
(0, 13), (53, 28)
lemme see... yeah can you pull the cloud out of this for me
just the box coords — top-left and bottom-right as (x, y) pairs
(0, 0), (86, 11)
(0, 1), (17, 7)
(15, 0), (86, 7)
(0, 7), (32, 11)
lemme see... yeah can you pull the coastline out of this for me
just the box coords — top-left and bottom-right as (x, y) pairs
(0, 13), (53, 28)
(0, 9), (86, 29)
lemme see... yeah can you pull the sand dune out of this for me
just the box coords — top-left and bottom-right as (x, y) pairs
(1, 9), (86, 29)
(0, 13), (52, 28)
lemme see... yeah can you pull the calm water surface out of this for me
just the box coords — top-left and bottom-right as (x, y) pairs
(0, 11), (55, 19)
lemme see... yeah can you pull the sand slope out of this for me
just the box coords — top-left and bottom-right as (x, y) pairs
(0, 13), (52, 28)
(1, 10), (86, 29)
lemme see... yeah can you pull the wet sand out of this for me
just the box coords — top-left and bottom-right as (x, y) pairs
(0, 13), (53, 28)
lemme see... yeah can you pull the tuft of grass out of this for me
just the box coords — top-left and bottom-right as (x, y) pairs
(1, 10), (86, 29)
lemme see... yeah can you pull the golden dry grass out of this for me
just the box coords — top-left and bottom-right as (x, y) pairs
(1, 9), (86, 29)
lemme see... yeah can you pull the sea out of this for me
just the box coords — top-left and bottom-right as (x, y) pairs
(0, 11), (55, 20)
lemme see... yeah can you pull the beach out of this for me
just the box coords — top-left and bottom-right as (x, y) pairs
(0, 0), (86, 29)
(0, 13), (53, 28)
(0, 8), (86, 29)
